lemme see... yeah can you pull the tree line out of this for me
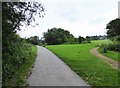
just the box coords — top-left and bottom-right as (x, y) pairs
(27, 17), (120, 49)
(26, 28), (107, 45)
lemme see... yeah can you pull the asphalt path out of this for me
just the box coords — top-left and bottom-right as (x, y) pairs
(27, 46), (89, 86)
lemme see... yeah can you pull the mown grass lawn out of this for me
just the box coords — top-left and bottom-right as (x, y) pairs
(46, 40), (120, 86)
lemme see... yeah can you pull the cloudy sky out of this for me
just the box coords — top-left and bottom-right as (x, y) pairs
(18, 0), (119, 38)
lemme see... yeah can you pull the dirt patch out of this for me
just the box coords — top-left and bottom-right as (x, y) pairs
(90, 47), (120, 70)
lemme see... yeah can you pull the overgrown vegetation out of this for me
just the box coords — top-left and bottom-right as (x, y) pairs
(3, 44), (37, 86)
(99, 41), (120, 52)
(46, 40), (119, 86)
(99, 18), (120, 52)
(2, 2), (44, 86)
(2, 27), (38, 86)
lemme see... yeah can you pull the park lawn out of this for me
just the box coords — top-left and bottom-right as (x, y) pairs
(46, 40), (119, 86)
(98, 48), (120, 62)
(91, 39), (112, 44)
(96, 39), (120, 62)
(4, 45), (37, 86)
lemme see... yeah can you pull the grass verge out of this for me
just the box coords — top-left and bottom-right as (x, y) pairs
(46, 40), (119, 86)
(98, 47), (120, 62)
(3, 45), (37, 86)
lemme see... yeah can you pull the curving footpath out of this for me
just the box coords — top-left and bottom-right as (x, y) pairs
(90, 47), (119, 69)
(26, 46), (90, 86)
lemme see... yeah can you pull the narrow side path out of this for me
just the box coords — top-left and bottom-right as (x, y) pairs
(90, 47), (119, 69)
(27, 46), (89, 86)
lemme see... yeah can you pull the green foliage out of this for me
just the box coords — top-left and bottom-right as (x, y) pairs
(99, 41), (120, 52)
(2, 2), (43, 85)
(43, 28), (97, 45)
(86, 35), (107, 40)
(46, 40), (119, 86)
(43, 28), (75, 45)
(106, 18), (120, 39)
(111, 35), (120, 41)
(105, 18), (120, 52)
(26, 36), (40, 45)
(85, 36), (91, 43)
(2, 2), (45, 31)
(3, 45), (37, 86)
(78, 36), (85, 43)
(2, 33), (35, 84)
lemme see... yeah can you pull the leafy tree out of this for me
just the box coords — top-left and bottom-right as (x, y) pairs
(86, 36), (91, 43)
(74, 38), (79, 43)
(101, 18), (120, 52)
(27, 36), (40, 45)
(2, 2), (45, 84)
(78, 36), (85, 43)
(2, 2), (45, 32)
(43, 28), (75, 45)
(106, 18), (120, 40)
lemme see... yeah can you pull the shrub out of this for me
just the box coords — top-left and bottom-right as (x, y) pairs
(99, 42), (120, 52)
(2, 34), (35, 84)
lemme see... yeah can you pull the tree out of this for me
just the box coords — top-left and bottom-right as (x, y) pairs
(2, 2), (45, 32)
(74, 38), (78, 43)
(91, 35), (100, 40)
(102, 18), (120, 52)
(86, 36), (91, 43)
(43, 28), (75, 45)
(27, 36), (39, 45)
(78, 36), (85, 43)
(2, 2), (45, 83)
(106, 18), (120, 40)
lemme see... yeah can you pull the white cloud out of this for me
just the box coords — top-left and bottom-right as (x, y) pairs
(50, 19), (106, 38)
(18, 0), (119, 38)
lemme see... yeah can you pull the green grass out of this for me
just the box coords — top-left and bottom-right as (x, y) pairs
(4, 45), (37, 86)
(46, 40), (119, 86)
(91, 39), (112, 47)
(98, 48), (120, 62)
(93, 39), (120, 62)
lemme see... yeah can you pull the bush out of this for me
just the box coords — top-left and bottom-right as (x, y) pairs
(99, 42), (120, 52)
(113, 35), (120, 41)
(2, 34), (35, 84)
(107, 42), (120, 52)
(82, 40), (91, 44)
